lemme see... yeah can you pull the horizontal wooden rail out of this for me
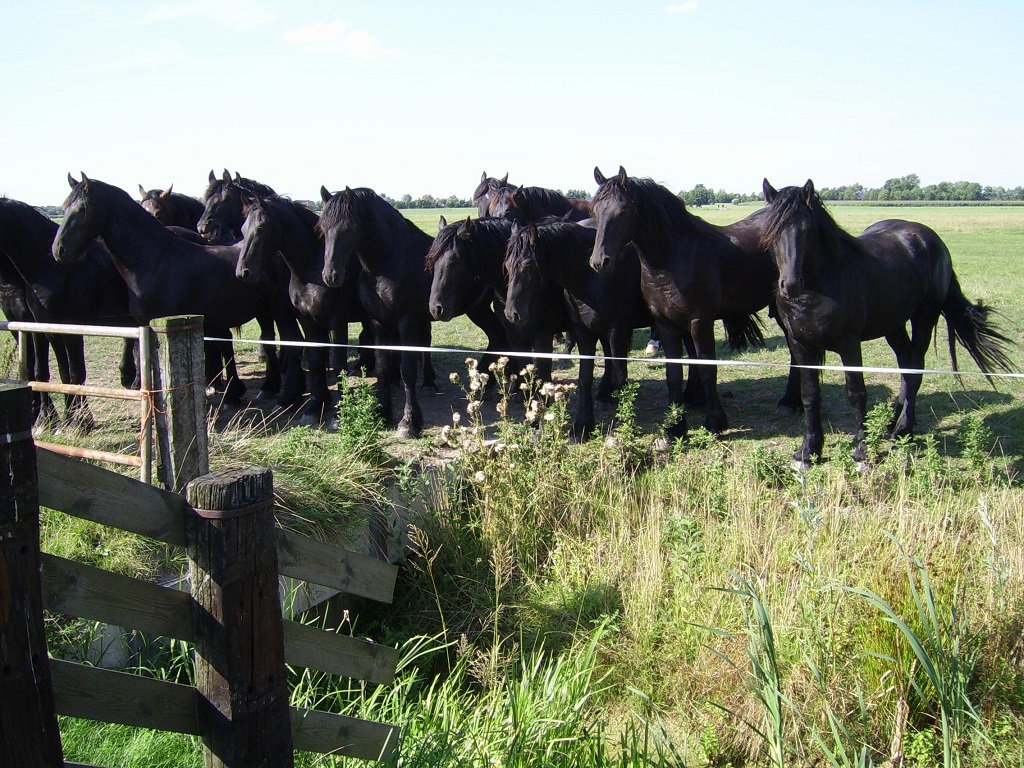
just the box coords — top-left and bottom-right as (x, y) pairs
(26, 380), (147, 401)
(37, 448), (399, 604)
(41, 554), (399, 685)
(0, 320), (142, 339)
(51, 661), (399, 761)
(35, 440), (144, 468)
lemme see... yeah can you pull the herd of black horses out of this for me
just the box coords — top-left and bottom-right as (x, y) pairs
(0, 165), (1014, 468)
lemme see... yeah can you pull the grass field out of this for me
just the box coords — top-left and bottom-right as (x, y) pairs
(7, 202), (1024, 766)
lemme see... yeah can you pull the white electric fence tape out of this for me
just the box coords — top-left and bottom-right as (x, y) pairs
(205, 335), (1024, 381)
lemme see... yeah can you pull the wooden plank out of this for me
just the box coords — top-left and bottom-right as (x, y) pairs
(291, 708), (399, 762)
(36, 449), (187, 546)
(0, 383), (65, 767)
(50, 660), (200, 735)
(151, 315), (208, 492)
(41, 554), (397, 685)
(40, 554), (192, 641)
(277, 529), (397, 604)
(186, 468), (293, 765)
(283, 620), (398, 685)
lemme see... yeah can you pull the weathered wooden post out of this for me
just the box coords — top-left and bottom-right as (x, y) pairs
(0, 383), (65, 767)
(186, 467), (293, 768)
(151, 315), (209, 492)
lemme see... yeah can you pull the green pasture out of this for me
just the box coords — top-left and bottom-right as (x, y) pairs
(7, 203), (1024, 766)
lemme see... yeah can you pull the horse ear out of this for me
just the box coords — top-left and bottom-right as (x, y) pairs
(456, 217), (472, 240)
(222, 169), (231, 183)
(344, 187), (354, 205)
(162, 184), (173, 198)
(438, 215), (448, 229)
(528, 223), (538, 247)
(510, 185), (521, 201)
(616, 166), (628, 187)
(802, 179), (816, 205)
(68, 173), (79, 189)
(480, 171), (487, 183)
(209, 169), (217, 184)
(594, 167), (607, 185)
(138, 184), (147, 198)
(499, 173), (508, 185)
(320, 185), (332, 203)
(234, 171), (242, 183)
(762, 179), (777, 203)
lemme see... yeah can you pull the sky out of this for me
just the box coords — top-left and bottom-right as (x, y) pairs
(2, 0), (1022, 207)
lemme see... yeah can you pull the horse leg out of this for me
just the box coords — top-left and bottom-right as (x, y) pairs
(837, 343), (868, 465)
(120, 338), (140, 390)
(887, 318), (932, 439)
(774, 318), (803, 415)
(691, 317), (727, 434)
(793, 341), (825, 468)
(24, 333), (58, 428)
(572, 327), (598, 439)
(680, 328), (705, 407)
(61, 334), (95, 431)
(395, 321), (425, 438)
(298, 320), (330, 425)
(257, 313), (281, 398)
(272, 312), (304, 410)
(372, 321), (395, 424)
(660, 331), (688, 440)
(420, 323), (438, 393)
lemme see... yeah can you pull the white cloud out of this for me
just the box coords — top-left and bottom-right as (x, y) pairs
(141, 0), (275, 27)
(666, 1), (700, 12)
(282, 20), (401, 59)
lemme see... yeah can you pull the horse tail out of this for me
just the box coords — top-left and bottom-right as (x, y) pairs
(720, 312), (766, 351)
(942, 273), (1014, 387)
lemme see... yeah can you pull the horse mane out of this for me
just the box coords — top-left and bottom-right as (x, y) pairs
(593, 175), (719, 244)
(425, 217), (512, 271)
(203, 174), (276, 201)
(505, 220), (592, 276)
(760, 184), (864, 259)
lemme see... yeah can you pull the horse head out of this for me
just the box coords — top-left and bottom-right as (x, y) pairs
(318, 186), (360, 289)
(589, 166), (635, 276)
(236, 193), (273, 283)
(503, 222), (543, 328)
(761, 179), (818, 300)
(53, 173), (100, 264)
(427, 216), (476, 321)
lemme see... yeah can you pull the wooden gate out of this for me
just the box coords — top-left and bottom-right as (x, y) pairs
(0, 383), (401, 767)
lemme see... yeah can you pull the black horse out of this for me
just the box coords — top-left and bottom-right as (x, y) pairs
(504, 220), (652, 437)
(761, 179), (1014, 468)
(472, 171), (508, 218)
(1, 196), (139, 427)
(488, 184), (593, 223)
(318, 186), (448, 437)
(236, 193), (374, 422)
(53, 174), (292, 403)
(138, 185), (206, 232)
(426, 216), (569, 383)
(590, 166), (801, 439)
(198, 170), (277, 245)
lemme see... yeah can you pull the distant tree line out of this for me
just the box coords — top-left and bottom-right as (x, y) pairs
(677, 174), (1024, 205)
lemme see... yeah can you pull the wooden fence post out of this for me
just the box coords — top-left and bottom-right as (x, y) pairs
(0, 383), (65, 767)
(186, 467), (293, 768)
(151, 315), (209, 493)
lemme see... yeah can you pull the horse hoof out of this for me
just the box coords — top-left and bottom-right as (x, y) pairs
(791, 459), (812, 472)
(395, 422), (419, 439)
(854, 461), (868, 474)
(776, 403), (801, 417)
